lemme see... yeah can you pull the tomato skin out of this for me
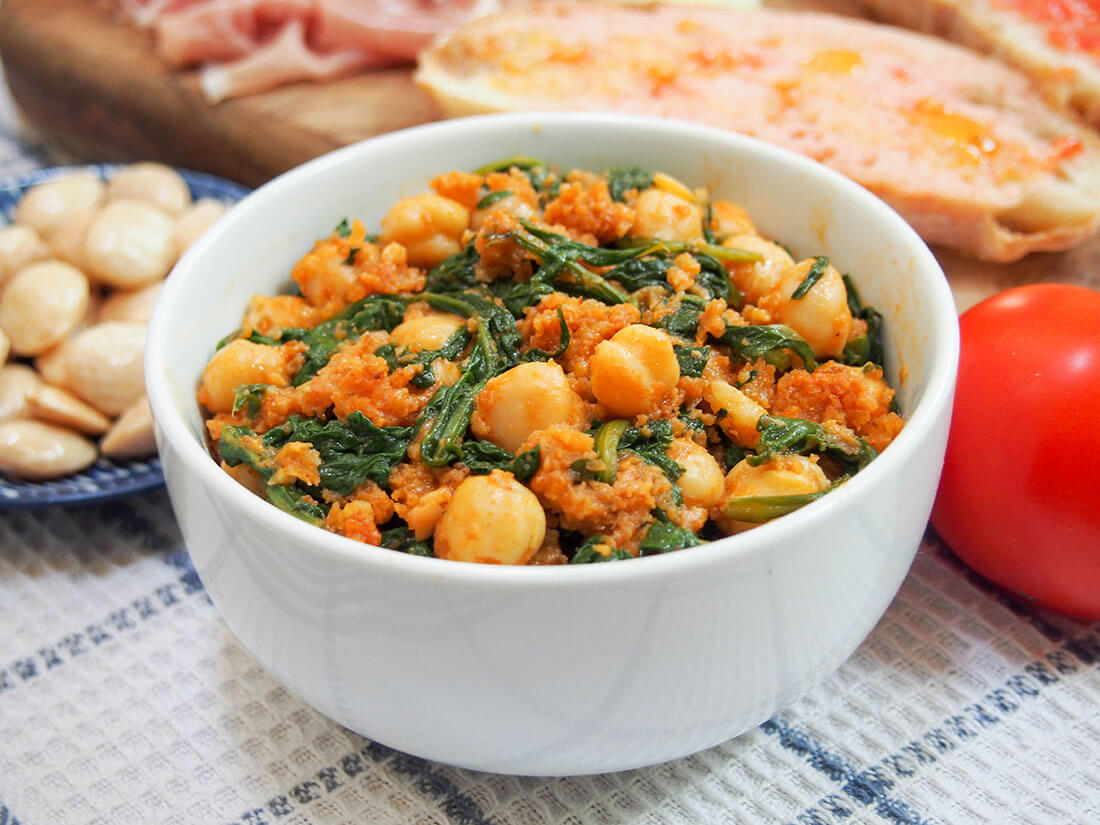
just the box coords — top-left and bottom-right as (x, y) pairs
(931, 284), (1100, 619)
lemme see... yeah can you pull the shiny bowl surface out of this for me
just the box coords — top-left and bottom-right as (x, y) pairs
(146, 114), (958, 775)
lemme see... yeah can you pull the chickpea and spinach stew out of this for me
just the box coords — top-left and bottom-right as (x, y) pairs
(199, 159), (903, 565)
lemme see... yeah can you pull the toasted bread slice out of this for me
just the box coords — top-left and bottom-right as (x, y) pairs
(853, 0), (1100, 129)
(416, 2), (1100, 262)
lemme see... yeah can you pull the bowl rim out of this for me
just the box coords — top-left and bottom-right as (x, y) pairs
(147, 112), (959, 587)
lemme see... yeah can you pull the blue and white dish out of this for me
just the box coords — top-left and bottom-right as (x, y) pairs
(0, 164), (250, 509)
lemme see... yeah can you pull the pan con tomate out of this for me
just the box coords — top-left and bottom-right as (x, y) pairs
(198, 159), (904, 565)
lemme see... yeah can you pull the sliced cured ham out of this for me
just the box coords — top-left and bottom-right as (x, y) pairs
(155, 0), (315, 67)
(112, 0), (503, 101)
(313, 0), (502, 60)
(416, 2), (1100, 262)
(199, 17), (382, 102)
(114, 0), (210, 28)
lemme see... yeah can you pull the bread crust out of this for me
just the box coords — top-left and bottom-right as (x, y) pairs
(416, 2), (1100, 262)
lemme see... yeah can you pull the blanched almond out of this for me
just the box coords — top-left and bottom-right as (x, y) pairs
(63, 321), (147, 416)
(83, 199), (177, 288)
(100, 396), (156, 459)
(34, 340), (73, 388)
(14, 172), (105, 238)
(0, 224), (49, 289)
(47, 207), (97, 271)
(0, 363), (41, 422)
(28, 384), (111, 435)
(173, 198), (228, 252)
(97, 281), (163, 324)
(0, 260), (90, 356)
(107, 163), (191, 216)
(0, 419), (97, 480)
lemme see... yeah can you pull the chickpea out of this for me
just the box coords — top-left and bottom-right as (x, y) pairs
(242, 294), (320, 338)
(83, 199), (177, 288)
(667, 438), (725, 509)
(197, 338), (294, 415)
(64, 321), (148, 416)
(724, 234), (795, 304)
(722, 454), (829, 530)
(14, 171), (105, 239)
(390, 309), (466, 353)
(97, 281), (164, 324)
(470, 193), (536, 231)
(173, 197), (228, 251)
(629, 188), (703, 242)
(0, 260), (90, 357)
(434, 470), (547, 564)
(106, 163), (192, 216)
(0, 224), (48, 289)
(0, 419), (98, 480)
(590, 324), (680, 418)
(378, 193), (470, 268)
(709, 200), (757, 238)
(703, 379), (766, 448)
(0, 327), (8, 364)
(768, 257), (853, 359)
(471, 361), (587, 453)
(0, 363), (41, 423)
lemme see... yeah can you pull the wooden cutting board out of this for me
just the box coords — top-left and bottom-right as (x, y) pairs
(0, 0), (442, 187)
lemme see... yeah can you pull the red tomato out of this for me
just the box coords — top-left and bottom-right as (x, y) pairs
(931, 283), (1100, 619)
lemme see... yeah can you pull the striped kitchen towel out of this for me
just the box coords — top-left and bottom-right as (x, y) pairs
(1, 492), (1097, 825)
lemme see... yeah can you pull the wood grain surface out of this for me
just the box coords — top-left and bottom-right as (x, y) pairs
(1, 0), (1099, 307)
(0, 0), (440, 187)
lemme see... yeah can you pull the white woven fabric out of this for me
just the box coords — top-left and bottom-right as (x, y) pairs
(3, 493), (1098, 825)
(3, 68), (1099, 825)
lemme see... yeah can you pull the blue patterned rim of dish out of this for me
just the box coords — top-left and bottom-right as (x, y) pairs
(0, 163), (250, 509)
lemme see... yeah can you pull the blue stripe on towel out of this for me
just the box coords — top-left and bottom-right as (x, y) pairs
(0, 801), (22, 825)
(223, 740), (495, 825)
(784, 626), (1100, 825)
(761, 717), (932, 825)
(0, 548), (204, 697)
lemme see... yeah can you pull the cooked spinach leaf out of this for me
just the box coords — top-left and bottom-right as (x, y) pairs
(217, 424), (326, 525)
(460, 441), (540, 481)
(231, 384), (267, 416)
(790, 256), (829, 300)
(281, 294), (407, 385)
(473, 156), (551, 191)
(657, 296), (706, 338)
(841, 273), (886, 368)
(593, 419), (631, 484)
(751, 415), (875, 472)
(638, 510), (702, 555)
(374, 324), (472, 389)
(263, 411), (413, 495)
(570, 535), (633, 564)
(476, 189), (513, 210)
(607, 166), (653, 202)
(673, 344), (710, 378)
(718, 323), (818, 372)
(425, 241), (481, 293)
(721, 488), (831, 523)
(379, 525), (434, 557)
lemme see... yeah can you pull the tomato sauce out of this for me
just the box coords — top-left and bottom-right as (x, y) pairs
(996, 0), (1100, 56)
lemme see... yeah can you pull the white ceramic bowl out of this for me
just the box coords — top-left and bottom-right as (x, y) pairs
(147, 114), (958, 776)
